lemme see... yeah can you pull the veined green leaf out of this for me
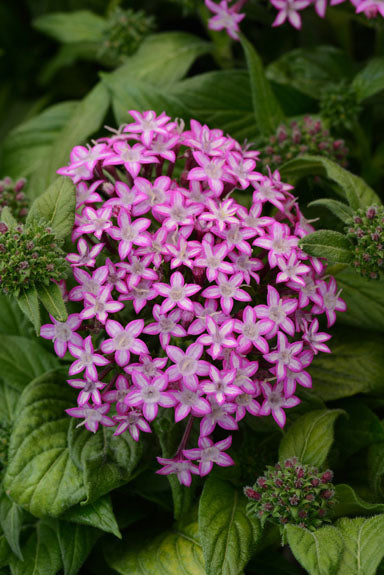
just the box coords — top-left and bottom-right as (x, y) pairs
(57, 520), (99, 575)
(279, 409), (344, 466)
(286, 524), (343, 575)
(15, 289), (40, 335)
(352, 57), (384, 102)
(33, 10), (107, 44)
(9, 522), (62, 575)
(332, 484), (384, 518)
(199, 478), (260, 575)
(0, 488), (24, 560)
(299, 230), (353, 264)
(38, 282), (68, 322)
(62, 495), (121, 538)
(336, 515), (384, 575)
(308, 199), (354, 223)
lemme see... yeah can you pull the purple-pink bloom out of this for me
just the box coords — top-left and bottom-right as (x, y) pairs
(270, 0), (311, 29)
(143, 305), (186, 348)
(103, 374), (131, 412)
(255, 285), (298, 337)
(202, 271), (251, 314)
(66, 403), (115, 433)
(205, 0), (247, 40)
(166, 343), (210, 390)
(81, 285), (124, 323)
(125, 372), (177, 422)
(154, 271), (201, 313)
(264, 331), (303, 380)
(156, 456), (199, 486)
(101, 319), (148, 366)
(114, 409), (152, 440)
(172, 386), (211, 422)
(68, 335), (109, 380)
(68, 376), (106, 406)
(259, 381), (300, 428)
(183, 435), (234, 476)
(40, 313), (82, 357)
(233, 306), (273, 354)
(202, 365), (240, 405)
(198, 317), (237, 359)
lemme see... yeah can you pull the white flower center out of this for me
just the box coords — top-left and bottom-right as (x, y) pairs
(115, 332), (133, 350)
(55, 323), (72, 341)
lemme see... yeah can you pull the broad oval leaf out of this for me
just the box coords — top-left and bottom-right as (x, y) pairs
(280, 155), (380, 209)
(26, 177), (75, 240)
(9, 522), (62, 575)
(57, 520), (99, 575)
(0, 295), (30, 336)
(33, 10), (106, 44)
(309, 328), (384, 400)
(104, 517), (205, 575)
(336, 515), (384, 575)
(0, 489), (24, 560)
(37, 281), (68, 322)
(308, 199), (354, 223)
(16, 289), (41, 335)
(3, 375), (86, 517)
(0, 335), (58, 391)
(279, 409), (344, 466)
(299, 230), (353, 264)
(286, 524), (343, 575)
(352, 57), (384, 102)
(198, 478), (260, 575)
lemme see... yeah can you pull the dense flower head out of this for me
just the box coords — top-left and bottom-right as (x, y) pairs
(244, 458), (336, 530)
(261, 116), (349, 171)
(99, 7), (155, 62)
(346, 205), (384, 279)
(0, 220), (67, 296)
(53, 109), (345, 484)
(0, 176), (29, 220)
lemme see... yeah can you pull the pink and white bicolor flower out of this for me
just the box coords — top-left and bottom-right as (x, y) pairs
(143, 305), (186, 348)
(40, 313), (82, 357)
(101, 319), (149, 366)
(66, 403), (115, 433)
(156, 456), (199, 486)
(264, 331), (303, 380)
(183, 435), (234, 476)
(202, 271), (251, 314)
(154, 271), (201, 313)
(68, 335), (109, 381)
(125, 372), (177, 422)
(166, 343), (210, 390)
(259, 381), (300, 428)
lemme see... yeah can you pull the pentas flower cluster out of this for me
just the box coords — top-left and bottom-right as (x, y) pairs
(205, 0), (384, 37)
(261, 116), (348, 172)
(48, 109), (345, 485)
(0, 176), (28, 220)
(244, 458), (335, 530)
(346, 205), (384, 280)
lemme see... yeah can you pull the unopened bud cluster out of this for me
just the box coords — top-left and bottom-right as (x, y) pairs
(346, 205), (384, 280)
(0, 177), (29, 220)
(100, 7), (155, 62)
(0, 220), (67, 296)
(261, 116), (348, 171)
(320, 83), (361, 132)
(244, 458), (335, 530)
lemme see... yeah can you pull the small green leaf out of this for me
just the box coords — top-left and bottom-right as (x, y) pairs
(367, 442), (384, 500)
(285, 524), (343, 575)
(62, 495), (121, 538)
(57, 520), (99, 575)
(37, 282), (67, 322)
(198, 478), (260, 575)
(0, 295), (30, 336)
(3, 375), (86, 517)
(0, 381), (19, 423)
(241, 35), (285, 136)
(332, 484), (384, 518)
(310, 328), (384, 400)
(352, 58), (384, 102)
(279, 409), (344, 466)
(308, 199), (354, 223)
(33, 10), (107, 44)
(280, 155), (380, 209)
(68, 421), (143, 503)
(104, 517), (205, 575)
(0, 207), (17, 228)
(26, 177), (75, 239)
(16, 289), (41, 335)
(0, 536), (11, 569)
(0, 335), (58, 390)
(0, 489), (24, 560)
(299, 230), (353, 264)
(9, 522), (62, 575)
(336, 515), (384, 575)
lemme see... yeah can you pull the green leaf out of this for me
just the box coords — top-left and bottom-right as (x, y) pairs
(62, 495), (121, 538)
(68, 421), (143, 503)
(0, 381), (19, 423)
(309, 328), (384, 400)
(0, 295), (30, 336)
(367, 442), (384, 500)
(0, 101), (77, 181)
(101, 74), (190, 130)
(3, 375), (86, 517)
(336, 515), (384, 575)
(28, 83), (110, 198)
(285, 524), (343, 575)
(107, 32), (210, 88)
(9, 522), (62, 575)
(0, 335), (58, 391)
(299, 230), (353, 264)
(0, 536), (11, 569)
(0, 207), (17, 228)
(33, 10), (106, 44)
(26, 177), (75, 240)
(0, 489), (24, 560)
(37, 282), (67, 322)
(266, 45), (353, 100)
(280, 155), (380, 209)
(352, 58), (384, 102)
(16, 289), (41, 335)
(198, 478), (260, 575)
(308, 199), (354, 223)
(172, 71), (259, 142)
(332, 484), (384, 518)
(57, 520), (99, 575)
(241, 35), (285, 136)
(279, 409), (344, 466)
(104, 517), (205, 575)
(333, 268), (384, 332)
